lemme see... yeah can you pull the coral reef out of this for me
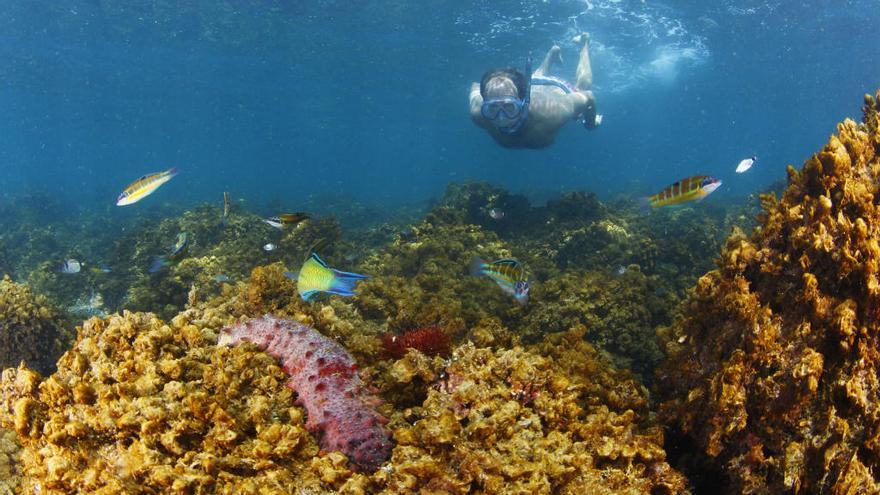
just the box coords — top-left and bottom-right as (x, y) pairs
(657, 91), (880, 492)
(0, 276), (71, 375)
(219, 315), (393, 472)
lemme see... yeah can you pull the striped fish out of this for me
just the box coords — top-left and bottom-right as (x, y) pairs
(643, 175), (722, 209)
(285, 253), (369, 302)
(116, 168), (178, 206)
(470, 257), (530, 305)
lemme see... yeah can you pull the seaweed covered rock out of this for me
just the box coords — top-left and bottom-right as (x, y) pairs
(0, 311), (326, 494)
(115, 204), (343, 319)
(0, 276), (70, 375)
(0, 427), (20, 495)
(382, 327), (689, 494)
(522, 268), (668, 379)
(657, 91), (880, 493)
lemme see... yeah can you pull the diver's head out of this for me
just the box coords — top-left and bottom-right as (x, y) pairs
(480, 66), (531, 133)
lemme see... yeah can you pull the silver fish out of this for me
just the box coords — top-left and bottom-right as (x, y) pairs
(264, 217), (283, 229)
(61, 259), (81, 274)
(263, 243), (277, 252)
(489, 208), (505, 220)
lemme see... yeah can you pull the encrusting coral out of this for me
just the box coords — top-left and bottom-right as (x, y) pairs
(657, 91), (880, 493)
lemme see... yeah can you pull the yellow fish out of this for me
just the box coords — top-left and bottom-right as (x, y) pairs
(116, 168), (178, 206)
(284, 253), (368, 302)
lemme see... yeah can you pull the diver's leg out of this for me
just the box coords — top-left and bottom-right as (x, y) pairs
(534, 45), (562, 77)
(573, 32), (593, 91)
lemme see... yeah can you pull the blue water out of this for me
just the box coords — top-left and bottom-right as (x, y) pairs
(0, 1), (877, 210)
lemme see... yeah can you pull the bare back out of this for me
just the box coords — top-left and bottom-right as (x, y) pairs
(469, 84), (593, 149)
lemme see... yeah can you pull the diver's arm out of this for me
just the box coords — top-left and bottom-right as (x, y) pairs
(469, 82), (483, 121)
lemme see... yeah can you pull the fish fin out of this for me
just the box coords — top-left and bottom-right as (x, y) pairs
(331, 268), (370, 280)
(327, 272), (366, 297)
(148, 256), (168, 273)
(309, 252), (330, 268)
(469, 256), (485, 276)
(324, 288), (357, 297)
(638, 197), (653, 214)
(283, 271), (298, 280)
(300, 289), (319, 302)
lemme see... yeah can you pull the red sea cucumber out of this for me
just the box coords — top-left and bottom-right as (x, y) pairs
(218, 315), (392, 472)
(381, 325), (452, 359)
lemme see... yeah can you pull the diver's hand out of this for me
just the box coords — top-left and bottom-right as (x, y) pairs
(584, 113), (602, 130)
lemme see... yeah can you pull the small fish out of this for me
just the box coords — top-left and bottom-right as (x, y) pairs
(615, 265), (627, 276)
(169, 232), (189, 260)
(642, 175), (722, 209)
(470, 256), (530, 305)
(149, 232), (189, 273)
(222, 192), (231, 225)
(116, 168), (178, 206)
(264, 217), (284, 229)
(735, 156), (757, 173)
(290, 252), (369, 302)
(213, 274), (230, 282)
(488, 208), (505, 220)
(263, 243), (277, 252)
(60, 259), (81, 274)
(89, 264), (111, 274)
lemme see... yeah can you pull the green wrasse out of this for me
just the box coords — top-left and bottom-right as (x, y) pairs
(284, 253), (369, 302)
(117, 168), (178, 206)
(643, 175), (721, 209)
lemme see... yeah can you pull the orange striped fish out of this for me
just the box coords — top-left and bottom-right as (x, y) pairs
(643, 175), (721, 209)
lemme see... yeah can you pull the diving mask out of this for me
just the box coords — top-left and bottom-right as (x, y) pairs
(481, 96), (527, 120)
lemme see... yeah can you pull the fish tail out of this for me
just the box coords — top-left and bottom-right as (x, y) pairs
(638, 197), (654, 214)
(327, 269), (369, 296)
(148, 256), (169, 273)
(470, 256), (486, 277)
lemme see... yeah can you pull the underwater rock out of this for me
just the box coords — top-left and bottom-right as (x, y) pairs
(380, 330), (690, 493)
(0, 275), (71, 375)
(219, 315), (393, 473)
(657, 91), (880, 492)
(0, 427), (20, 495)
(0, 311), (327, 493)
(521, 268), (666, 380)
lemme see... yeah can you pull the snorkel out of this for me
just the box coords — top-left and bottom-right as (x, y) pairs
(480, 58), (532, 134)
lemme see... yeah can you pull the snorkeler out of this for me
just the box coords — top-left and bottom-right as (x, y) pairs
(469, 33), (601, 149)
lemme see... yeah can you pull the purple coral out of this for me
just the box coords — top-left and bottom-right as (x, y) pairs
(219, 315), (392, 472)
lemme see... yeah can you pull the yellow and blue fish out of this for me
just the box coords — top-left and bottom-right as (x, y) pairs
(642, 175), (721, 209)
(116, 168), (178, 206)
(285, 253), (369, 302)
(470, 256), (530, 305)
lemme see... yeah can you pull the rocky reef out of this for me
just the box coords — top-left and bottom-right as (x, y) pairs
(657, 92), (880, 492)
(0, 306), (688, 493)
(0, 276), (71, 376)
(0, 311), (325, 493)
